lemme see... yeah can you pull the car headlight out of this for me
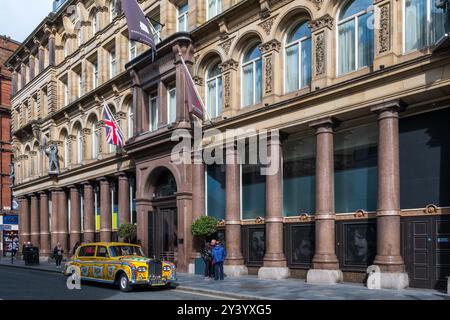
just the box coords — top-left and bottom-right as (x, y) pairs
(163, 266), (171, 271)
(137, 266), (147, 272)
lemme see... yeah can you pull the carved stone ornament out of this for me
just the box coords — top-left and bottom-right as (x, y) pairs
(259, 15), (277, 36)
(424, 204), (438, 214)
(219, 59), (239, 72)
(265, 56), (273, 94)
(224, 73), (231, 108)
(308, 0), (323, 10)
(299, 213), (310, 221)
(255, 216), (265, 224)
(193, 76), (204, 86)
(378, 4), (390, 54)
(315, 32), (325, 76)
(217, 219), (226, 227)
(354, 209), (367, 218)
(219, 38), (233, 55)
(309, 14), (334, 32)
(259, 39), (281, 54)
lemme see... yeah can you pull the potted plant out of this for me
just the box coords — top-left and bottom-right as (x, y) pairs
(118, 223), (137, 244)
(191, 216), (218, 275)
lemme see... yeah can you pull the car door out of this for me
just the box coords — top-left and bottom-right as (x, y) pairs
(93, 246), (109, 281)
(77, 245), (97, 278)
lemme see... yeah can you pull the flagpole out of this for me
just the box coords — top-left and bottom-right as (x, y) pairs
(178, 53), (213, 123)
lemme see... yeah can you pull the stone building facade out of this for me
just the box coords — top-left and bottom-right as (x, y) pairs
(5, 0), (450, 290)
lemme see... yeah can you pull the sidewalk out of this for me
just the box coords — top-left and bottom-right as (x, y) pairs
(1, 259), (448, 300)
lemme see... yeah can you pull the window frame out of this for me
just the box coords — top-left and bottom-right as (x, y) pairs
(167, 86), (177, 124)
(207, 0), (222, 20)
(240, 43), (262, 108)
(336, 0), (374, 76)
(205, 63), (222, 118)
(283, 20), (312, 93)
(149, 93), (159, 131)
(177, 2), (189, 32)
(109, 47), (117, 79)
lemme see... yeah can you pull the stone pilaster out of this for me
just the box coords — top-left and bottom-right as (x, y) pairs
(259, 131), (290, 280)
(307, 117), (343, 284)
(19, 197), (30, 250)
(219, 59), (239, 117)
(30, 194), (40, 247)
(69, 186), (81, 253)
(259, 39), (281, 104)
(371, 100), (409, 290)
(189, 160), (205, 272)
(39, 191), (50, 258)
(99, 178), (112, 242)
(57, 189), (68, 256)
(224, 143), (248, 276)
(82, 182), (95, 243)
(117, 173), (130, 226)
(50, 189), (59, 248)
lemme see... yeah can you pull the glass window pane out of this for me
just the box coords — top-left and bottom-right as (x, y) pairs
(242, 163), (266, 219)
(217, 77), (222, 115)
(404, 0), (427, 52)
(244, 44), (261, 62)
(400, 108), (450, 208)
(301, 38), (312, 87)
(357, 13), (374, 68)
(168, 89), (176, 123)
(207, 164), (226, 220)
(338, 19), (356, 75)
(340, 0), (372, 19)
(207, 79), (217, 118)
(334, 123), (378, 213)
(431, 2), (446, 44)
(283, 135), (316, 216)
(242, 64), (254, 106)
(287, 21), (311, 43)
(255, 59), (262, 104)
(285, 44), (299, 92)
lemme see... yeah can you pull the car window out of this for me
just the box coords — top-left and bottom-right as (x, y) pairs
(78, 245), (96, 257)
(96, 246), (109, 258)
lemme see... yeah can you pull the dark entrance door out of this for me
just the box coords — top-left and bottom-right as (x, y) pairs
(403, 215), (450, 290)
(156, 206), (178, 262)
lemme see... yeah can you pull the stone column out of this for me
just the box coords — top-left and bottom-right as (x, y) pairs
(189, 160), (205, 273)
(117, 173), (130, 226)
(57, 190), (68, 256)
(371, 100), (409, 290)
(219, 59), (239, 117)
(48, 32), (56, 67)
(99, 178), (112, 242)
(19, 197), (31, 251)
(259, 132), (290, 280)
(307, 117), (343, 284)
(39, 191), (50, 258)
(50, 189), (59, 249)
(82, 182), (95, 243)
(30, 194), (40, 247)
(224, 143), (248, 276)
(11, 71), (18, 95)
(69, 186), (81, 253)
(29, 56), (35, 80)
(38, 45), (45, 73)
(259, 40), (282, 104)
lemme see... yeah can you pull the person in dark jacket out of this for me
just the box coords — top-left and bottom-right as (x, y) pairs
(53, 242), (64, 268)
(201, 242), (214, 279)
(211, 240), (227, 280)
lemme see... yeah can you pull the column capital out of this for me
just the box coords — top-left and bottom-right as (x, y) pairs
(309, 116), (340, 132)
(370, 99), (407, 115)
(96, 176), (111, 183)
(115, 172), (129, 179)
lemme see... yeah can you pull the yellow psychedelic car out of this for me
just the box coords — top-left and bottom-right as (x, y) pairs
(63, 242), (177, 292)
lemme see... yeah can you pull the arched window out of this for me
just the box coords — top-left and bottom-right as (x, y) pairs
(285, 21), (312, 93)
(128, 105), (134, 139)
(110, 0), (122, 22)
(92, 11), (99, 36)
(241, 43), (262, 107)
(92, 122), (99, 159)
(404, 0), (446, 52)
(337, 0), (374, 75)
(77, 129), (83, 164)
(206, 62), (222, 118)
(64, 134), (69, 168)
(77, 27), (82, 47)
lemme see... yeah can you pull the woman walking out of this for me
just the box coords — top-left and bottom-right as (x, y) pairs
(53, 242), (64, 268)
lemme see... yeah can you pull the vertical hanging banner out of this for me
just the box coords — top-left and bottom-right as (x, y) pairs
(179, 55), (206, 120)
(122, 0), (156, 52)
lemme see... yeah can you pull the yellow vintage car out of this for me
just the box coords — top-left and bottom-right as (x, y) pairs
(63, 242), (177, 292)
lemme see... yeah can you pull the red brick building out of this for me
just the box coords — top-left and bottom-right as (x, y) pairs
(0, 36), (20, 213)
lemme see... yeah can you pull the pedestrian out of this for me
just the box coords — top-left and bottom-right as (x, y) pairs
(21, 242), (26, 260)
(211, 239), (227, 281)
(53, 242), (64, 268)
(11, 241), (18, 264)
(201, 242), (214, 280)
(72, 241), (80, 256)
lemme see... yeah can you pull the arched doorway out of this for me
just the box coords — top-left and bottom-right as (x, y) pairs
(149, 168), (178, 263)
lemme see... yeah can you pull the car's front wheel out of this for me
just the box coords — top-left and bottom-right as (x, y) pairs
(119, 273), (133, 292)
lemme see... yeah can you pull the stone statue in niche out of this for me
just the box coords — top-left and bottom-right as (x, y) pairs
(436, 0), (450, 34)
(45, 143), (59, 174)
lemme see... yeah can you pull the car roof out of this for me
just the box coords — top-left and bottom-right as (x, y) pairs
(79, 242), (140, 247)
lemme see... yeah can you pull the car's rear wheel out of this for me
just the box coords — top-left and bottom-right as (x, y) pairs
(119, 273), (133, 292)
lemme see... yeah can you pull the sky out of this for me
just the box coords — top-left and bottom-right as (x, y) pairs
(0, 0), (54, 42)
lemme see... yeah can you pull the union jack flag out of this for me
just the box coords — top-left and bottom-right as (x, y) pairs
(103, 101), (124, 147)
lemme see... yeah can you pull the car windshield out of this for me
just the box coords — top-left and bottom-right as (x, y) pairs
(108, 245), (144, 257)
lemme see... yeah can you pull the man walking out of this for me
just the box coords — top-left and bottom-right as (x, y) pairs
(211, 239), (227, 281)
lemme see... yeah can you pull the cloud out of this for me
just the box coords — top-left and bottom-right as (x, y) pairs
(0, 0), (53, 42)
